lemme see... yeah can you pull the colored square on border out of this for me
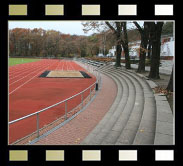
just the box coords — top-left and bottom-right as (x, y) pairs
(9, 5), (27, 16)
(155, 5), (173, 15)
(119, 150), (137, 161)
(45, 5), (64, 15)
(46, 150), (64, 161)
(155, 150), (174, 161)
(82, 5), (100, 16)
(118, 5), (137, 15)
(9, 150), (28, 161)
(82, 150), (101, 161)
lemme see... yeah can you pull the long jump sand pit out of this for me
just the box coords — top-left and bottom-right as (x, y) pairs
(47, 71), (84, 78)
(39, 70), (92, 78)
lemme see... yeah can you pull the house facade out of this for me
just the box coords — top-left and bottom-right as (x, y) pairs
(108, 35), (174, 60)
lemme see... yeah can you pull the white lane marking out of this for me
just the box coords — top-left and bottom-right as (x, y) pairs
(9, 64), (49, 86)
(9, 61), (57, 95)
(62, 60), (65, 71)
(69, 60), (75, 71)
(9, 63), (35, 77)
(9, 63), (45, 80)
(9, 60), (44, 75)
(71, 60), (75, 71)
(66, 60), (68, 71)
(55, 60), (61, 70)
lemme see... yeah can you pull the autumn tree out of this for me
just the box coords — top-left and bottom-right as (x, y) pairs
(30, 28), (45, 57)
(87, 35), (100, 56)
(9, 28), (31, 56)
(9, 25), (129, 61)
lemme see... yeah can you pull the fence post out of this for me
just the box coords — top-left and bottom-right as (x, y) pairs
(90, 87), (91, 100)
(81, 93), (83, 108)
(100, 73), (101, 88)
(65, 101), (67, 120)
(98, 72), (100, 89)
(36, 113), (40, 138)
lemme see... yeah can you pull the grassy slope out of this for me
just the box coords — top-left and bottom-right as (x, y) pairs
(9, 58), (41, 66)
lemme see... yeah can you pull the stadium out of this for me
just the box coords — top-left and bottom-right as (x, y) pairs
(8, 21), (174, 145)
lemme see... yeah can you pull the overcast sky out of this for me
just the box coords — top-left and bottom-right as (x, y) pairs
(8, 21), (143, 36)
(9, 21), (96, 36)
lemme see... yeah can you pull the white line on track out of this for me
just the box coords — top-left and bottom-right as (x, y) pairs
(9, 63), (30, 72)
(67, 60), (70, 71)
(65, 60), (67, 71)
(62, 60), (65, 71)
(55, 60), (61, 70)
(9, 63), (36, 77)
(58, 60), (62, 70)
(69, 60), (75, 71)
(66, 61), (68, 71)
(9, 60), (47, 76)
(68, 60), (71, 71)
(9, 64), (50, 86)
(54, 60), (60, 70)
(9, 63), (46, 80)
(9, 60), (39, 73)
(9, 60), (43, 75)
(9, 61), (57, 95)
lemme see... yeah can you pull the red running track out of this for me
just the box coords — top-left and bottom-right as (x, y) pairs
(9, 59), (96, 144)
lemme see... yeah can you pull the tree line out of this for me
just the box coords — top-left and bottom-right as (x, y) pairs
(9, 28), (117, 58)
(9, 26), (145, 59)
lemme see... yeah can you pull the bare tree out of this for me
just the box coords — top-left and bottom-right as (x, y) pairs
(148, 22), (164, 79)
(105, 22), (131, 68)
(133, 22), (150, 72)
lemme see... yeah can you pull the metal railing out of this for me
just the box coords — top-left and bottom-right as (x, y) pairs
(9, 69), (101, 143)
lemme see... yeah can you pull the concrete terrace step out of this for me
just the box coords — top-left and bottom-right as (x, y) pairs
(121, 68), (173, 145)
(99, 70), (135, 145)
(101, 70), (144, 145)
(100, 67), (156, 145)
(154, 93), (174, 145)
(81, 72), (124, 144)
(82, 67), (144, 145)
(80, 62), (173, 145)
(120, 69), (156, 145)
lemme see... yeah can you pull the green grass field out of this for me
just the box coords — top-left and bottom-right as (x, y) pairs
(9, 58), (41, 66)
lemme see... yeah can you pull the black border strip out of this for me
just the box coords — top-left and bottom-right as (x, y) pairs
(0, 0), (180, 166)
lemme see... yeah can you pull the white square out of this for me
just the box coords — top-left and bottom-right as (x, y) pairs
(82, 150), (101, 161)
(155, 150), (174, 161)
(119, 150), (137, 161)
(155, 5), (173, 15)
(118, 5), (137, 15)
(82, 5), (100, 16)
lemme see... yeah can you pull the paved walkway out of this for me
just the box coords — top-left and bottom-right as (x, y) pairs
(120, 60), (174, 75)
(34, 74), (117, 145)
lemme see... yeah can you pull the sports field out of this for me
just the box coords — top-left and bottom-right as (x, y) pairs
(9, 58), (41, 66)
(9, 59), (96, 144)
